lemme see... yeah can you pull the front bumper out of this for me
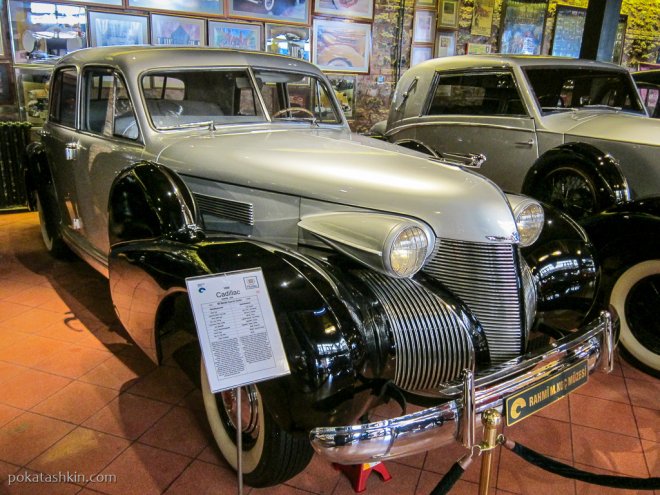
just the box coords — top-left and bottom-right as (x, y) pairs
(309, 311), (614, 464)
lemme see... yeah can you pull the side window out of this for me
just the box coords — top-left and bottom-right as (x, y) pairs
(427, 72), (526, 116)
(83, 68), (138, 140)
(49, 68), (77, 127)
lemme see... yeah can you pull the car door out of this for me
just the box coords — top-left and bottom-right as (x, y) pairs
(411, 70), (539, 193)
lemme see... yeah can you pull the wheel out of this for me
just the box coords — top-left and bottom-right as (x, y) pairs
(200, 361), (313, 487)
(610, 260), (660, 377)
(528, 165), (605, 220)
(35, 189), (69, 258)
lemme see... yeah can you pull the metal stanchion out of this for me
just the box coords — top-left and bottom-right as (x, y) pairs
(478, 409), (502, 495)
(236, 387), (243, 495)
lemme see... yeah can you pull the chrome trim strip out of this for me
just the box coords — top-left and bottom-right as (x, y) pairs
(309, 311), (611, 464)
(386, 120), (537, 137)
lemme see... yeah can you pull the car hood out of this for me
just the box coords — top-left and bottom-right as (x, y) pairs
(153, 127), (518, 244)
(543, 110), (660, 145)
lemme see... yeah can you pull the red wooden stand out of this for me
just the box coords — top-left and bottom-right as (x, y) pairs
(332, 462), (392, 493)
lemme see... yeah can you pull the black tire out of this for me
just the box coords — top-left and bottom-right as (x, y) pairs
(609, 260), (660, 377)
(200, 362), (313, 487)
(35, 189), (69, 258)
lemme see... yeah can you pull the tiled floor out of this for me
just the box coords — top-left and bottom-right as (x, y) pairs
(0, 210), (658, 495)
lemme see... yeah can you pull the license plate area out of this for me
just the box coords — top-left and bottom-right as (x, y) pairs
(505, 359), (589, 426)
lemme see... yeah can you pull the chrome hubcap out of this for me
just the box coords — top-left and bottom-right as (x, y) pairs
(220, 385), (260, 441)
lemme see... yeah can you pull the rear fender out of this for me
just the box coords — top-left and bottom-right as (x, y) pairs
(24, 141), (52, 211)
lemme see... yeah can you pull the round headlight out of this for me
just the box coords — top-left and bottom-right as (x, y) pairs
(385, 226), (429, 277)
(513, 200), (544, 247)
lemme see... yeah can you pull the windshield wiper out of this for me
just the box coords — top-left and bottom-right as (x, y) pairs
(274, 116), (319, 127)
(158, 120), (216, 131)
(582, 104), (622, 111)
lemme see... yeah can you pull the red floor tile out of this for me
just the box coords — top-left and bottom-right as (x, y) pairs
(162, 460), (241, 495)
(30, 381), (118, 424)
(0, 367), (72, 410)
(125, 366), (196, 404)
(138, 406), (210, 458)
(569, 394), (638, 437)
(32, 344), (112, 379)
(633, 406), (660, 442)
(625, 378), (660, 410)
(78, 354), (156, 392)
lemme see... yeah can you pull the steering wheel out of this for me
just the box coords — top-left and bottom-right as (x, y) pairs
(271, 106), (315, 118)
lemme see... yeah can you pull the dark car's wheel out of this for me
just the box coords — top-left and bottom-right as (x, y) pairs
(610, 260), (660, 376)
(200, 362), (313, 487)
(35, 189), (69, 258)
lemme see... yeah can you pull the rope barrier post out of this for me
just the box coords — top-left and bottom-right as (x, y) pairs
(478, 408), (502, 495)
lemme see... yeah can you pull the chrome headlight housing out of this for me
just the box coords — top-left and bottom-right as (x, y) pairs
(507, 195), (544, 247)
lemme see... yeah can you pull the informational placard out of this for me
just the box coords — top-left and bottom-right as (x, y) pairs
(186, 268), (290, 393)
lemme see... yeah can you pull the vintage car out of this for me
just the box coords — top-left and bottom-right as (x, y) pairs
(25, 46), (614, 487)
(633, 69), (660, 118)
(375, 55), (660, 375)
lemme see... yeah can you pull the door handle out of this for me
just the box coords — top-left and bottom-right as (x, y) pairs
(438, 152), (487, 169)
(515, 139), (535, 147)
(65, 142), (79, 161)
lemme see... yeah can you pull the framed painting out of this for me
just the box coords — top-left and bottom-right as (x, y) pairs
(128, 0), (223, 15)
(326, 73), (356, 119)
(466, 42), (491, 54)
(312, 19), (371, 73)
(437, 0), (458, 29)
(265, 24), (310, 61)
(413, 9), (436, 44)
(435, 31), (456, 57)
(8, 1), (87, 64)
(411, 44), (433, 67)
(471, 0), (495, 37)
(550, 5), (585, 58)
(89, 11), (149, 47)
(230, 0), (309, 25)
(151, 14), (206, 46)
(209, 21), (262, 51)
(499, 0), (547, 55)
(314, 0), (373, 21)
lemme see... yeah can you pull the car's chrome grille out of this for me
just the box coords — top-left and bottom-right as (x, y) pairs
(193, 193), (254, 225)
(359, 271), (474, 390)
(422, 239), (522, 363)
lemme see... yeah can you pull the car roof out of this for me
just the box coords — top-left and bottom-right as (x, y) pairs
(53, 45), (325, 77)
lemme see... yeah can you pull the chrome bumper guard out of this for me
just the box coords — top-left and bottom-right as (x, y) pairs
(309, 311), (614, 465)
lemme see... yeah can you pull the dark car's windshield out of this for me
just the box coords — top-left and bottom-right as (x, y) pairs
(524, 67), (646, 115)
(141, 68), (342, 130)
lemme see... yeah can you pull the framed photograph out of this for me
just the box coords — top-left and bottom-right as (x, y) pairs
(471, 0), (495, 37)
(437, 0), (458, 29)
(466, 42), (491, 54)
(411, 44), (433, 67)
(327, 73), (356, 119)
(265, 24), (310, 61)
(499, 0), (547, 55)
(413, 9), (436, 44)
(209, 21), (262, 51)
(8, 1), (87, 64)
(415, 0), (436, 8)
(313, 19), (371, 73)
(314, 0), (373, 21)
(151, 14), (206, 46)
(14, 63), (52, 125)
(230, 0), (309, 25)
(128, 0), (223, 15)
(89, 11), (149, 47)
(435, 31), (456, 57)
(550, 5), (585, 58)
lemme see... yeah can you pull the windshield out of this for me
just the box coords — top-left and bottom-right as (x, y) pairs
(141, 68), (343, 130)
(524, 67), (646, 115)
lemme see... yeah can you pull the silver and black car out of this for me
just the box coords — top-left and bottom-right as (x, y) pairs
(377, 54), (659, 375)
(25, 46), (614, 487)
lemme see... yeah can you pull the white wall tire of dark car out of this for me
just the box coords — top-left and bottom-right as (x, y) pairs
(35, 189), (68, 258)
(200, 361), (313, 487)
(610, 260), (660, 375)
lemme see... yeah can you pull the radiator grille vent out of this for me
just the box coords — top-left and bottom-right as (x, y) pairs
(194, 193), (254, 226)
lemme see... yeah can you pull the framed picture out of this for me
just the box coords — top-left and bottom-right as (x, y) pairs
(436, 31), (456, 57)
(14, 63), (52, 125)
(415, 0), (436, 8)
(128, 0), (223, 15)
(499, 0), (547, 55)
(327, 73), (355, 119)
(466, 42), (491, 54)
(265, 24), (310, 61)
(437, 0), (458, 29)
(230, 0), (309, 25)
(66, 0), (122, 5)
(411, 44), (433, 67)
(413, 9), (436, 44)
(151, 14), (206, 46)
(550, 5), (585, 58)
(314, 0), (373, 21)
(89, 11), (149, 47)
(8, 1), (87, 64)
(313, 19), (371, 73)
(612, 14), (627, 65)
(471, 0), (495, 37)
(209, 21), (262, 51)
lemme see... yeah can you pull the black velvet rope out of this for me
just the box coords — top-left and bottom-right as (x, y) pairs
(506, 440), (660, 490)
(429, 453), (472, 495)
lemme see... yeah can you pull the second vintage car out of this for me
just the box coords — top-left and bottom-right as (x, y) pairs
(26, 46), (614, 487)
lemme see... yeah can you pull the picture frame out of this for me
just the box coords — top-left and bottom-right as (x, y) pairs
(89, 11), (149, 47)
(66, 0), (122, 5)
(326, 73), (356, 119)
(312, 19), (371, 73)
(435, 31), (456, 57)
(471, 0), (495, 37)
(499, 0), (547, 55)
(466, 42), (491, 54)
(8, 1), (88, 64)
(437, 0), (459, 30)
(151, 14), (206, 46)
(550, 5), (586, 58)
(411, 44), (434, 67)
(612, 14), (627, 65)
(229, 0), (309, 26)
(313, 0), (373, 21)
(128, 0), (223, 15)
(413, 9), (436, 44)
(265, 23), (310, 61)
(208, 20), (262, 51)
(415, 0), (436, 8)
